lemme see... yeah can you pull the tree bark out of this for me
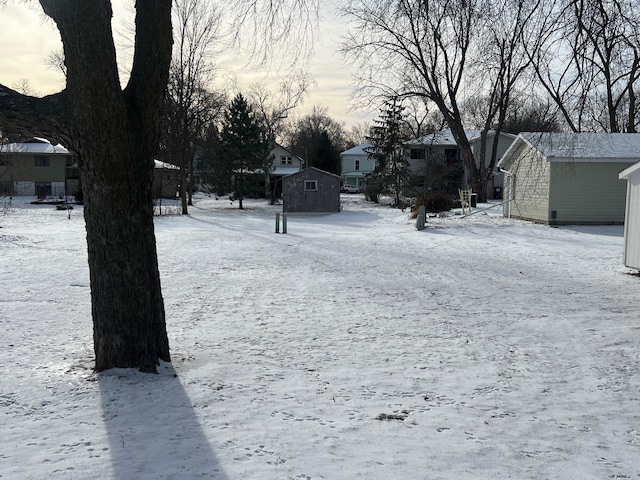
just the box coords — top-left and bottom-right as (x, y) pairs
(1, 1), (172, 372)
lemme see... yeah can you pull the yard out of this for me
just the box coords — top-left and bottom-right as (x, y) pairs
(1, 194), (639, 479)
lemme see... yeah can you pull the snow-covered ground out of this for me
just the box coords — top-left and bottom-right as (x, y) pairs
(1, 194), (639, 480)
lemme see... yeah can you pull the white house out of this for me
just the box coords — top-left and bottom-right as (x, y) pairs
(268, 143), (303, 198)
(619, 161), (640, 269)
(498, 132), (640, 225)
(340, 143), (376, 192)
(404, 130), (516, 199)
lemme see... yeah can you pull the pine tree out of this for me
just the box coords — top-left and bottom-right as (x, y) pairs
(218, 94), (271, 209)
(365, 98), (408, 206)
(312, 131), (341, 175)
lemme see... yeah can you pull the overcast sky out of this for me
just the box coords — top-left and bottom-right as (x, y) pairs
(0, 1), (374, 128)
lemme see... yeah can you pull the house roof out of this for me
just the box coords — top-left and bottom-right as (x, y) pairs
(405, 129), (483, 146)
(340, 143), (373, 156)
(0, 137), (71, 155)
(272, 143), (304, 163)
(619, 160), (640, 180)
(499, 132), (640, 169)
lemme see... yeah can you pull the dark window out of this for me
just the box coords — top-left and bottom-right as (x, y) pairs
(410, 149), (425, 159)
(444, 149), (458, 164)
(355, 160), (360, 171)
(34, 155), (50, 167)
(304, 180), (318, 191)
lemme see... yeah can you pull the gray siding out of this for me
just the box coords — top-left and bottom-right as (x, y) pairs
(505, 142), (551, 223)
(549, 162), (633, 225)
(283, 168), (341, 213)
(623, 170), (640, 268)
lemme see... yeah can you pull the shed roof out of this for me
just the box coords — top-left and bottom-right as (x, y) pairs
(619, 160), (640, 180)
(501, 132), (640, 166)
(284, 166), (341, 179)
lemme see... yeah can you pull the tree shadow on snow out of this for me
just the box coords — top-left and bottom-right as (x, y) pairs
(99, 362), (227, 479)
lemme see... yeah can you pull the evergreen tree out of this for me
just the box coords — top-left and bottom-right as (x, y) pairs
(311, 131), (341, 174)
(218, 93), (270, 209)
(365, 98), (408, 206)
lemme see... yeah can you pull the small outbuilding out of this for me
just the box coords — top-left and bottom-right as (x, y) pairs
(497, 132), (640, 225)
(619, 161), (640, 270)
(282, 167), (341, 213)
(153, 160), (180, 199)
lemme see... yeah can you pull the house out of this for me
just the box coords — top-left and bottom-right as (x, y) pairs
(0, 137), (76, 198)
(498, 132), (640, 225)
(340, 143), (376, 191)
(404, 129), (516, 199)
(282, 167), (341, 213)
(619, 161), (640, 269)
(153, 160), (180, 198)
(268, 143), (303, 198)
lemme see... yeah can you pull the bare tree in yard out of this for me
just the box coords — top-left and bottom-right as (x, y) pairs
(340, 0), (483, 199)
(284, 105), (349, 164)
(340, 0), (542, 201)
(526, 0), (640, 132)
(468, 0), (543, 201)
(0, 0), (318, 373)
(247, 76), (313, 201)
(0, 1), (173, 373)
(163, 0), (223, 214)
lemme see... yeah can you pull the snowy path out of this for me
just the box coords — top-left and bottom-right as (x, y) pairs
(1, 196), (639, 479)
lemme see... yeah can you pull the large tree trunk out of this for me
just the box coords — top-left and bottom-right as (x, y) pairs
(1, 1), (173, 372)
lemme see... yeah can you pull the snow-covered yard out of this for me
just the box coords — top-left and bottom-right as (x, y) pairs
(1, 194), (639, 479)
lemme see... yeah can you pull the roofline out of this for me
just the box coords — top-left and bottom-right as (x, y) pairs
(285, 166), (342, 179)
(497, 133), (528, 169)
(620, 161), (640, 179)
(273, 142), (304, 162)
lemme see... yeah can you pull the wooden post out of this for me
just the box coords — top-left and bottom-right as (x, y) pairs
(282, 213), (288, 234)
(275, 213), (280, 233)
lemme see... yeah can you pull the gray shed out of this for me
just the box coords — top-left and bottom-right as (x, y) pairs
(282, 167), (341, 213)
(497, 132), (640, 225)
(619, 161), (640, 269)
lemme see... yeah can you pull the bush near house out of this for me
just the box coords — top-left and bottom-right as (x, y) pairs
(423, 192), (455, 214)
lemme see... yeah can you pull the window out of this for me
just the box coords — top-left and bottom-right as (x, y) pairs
(444, 149), (458, 164)
(281, 156), (292, 165)
(355, 160), (360, 171)
(304, 180), (318, 191)
(34, 155), (50, 167)
(410, 149), (425, 159)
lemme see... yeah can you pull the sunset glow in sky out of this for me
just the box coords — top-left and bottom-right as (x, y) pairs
(0, 1), (373, 127)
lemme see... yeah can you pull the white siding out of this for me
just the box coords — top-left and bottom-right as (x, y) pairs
(14, 181), (35, 196)
(623, 171), (640, 268)
(52, 182), (66, 197)
(548, 162), (633, 224)
(505, 142), (551, 222)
